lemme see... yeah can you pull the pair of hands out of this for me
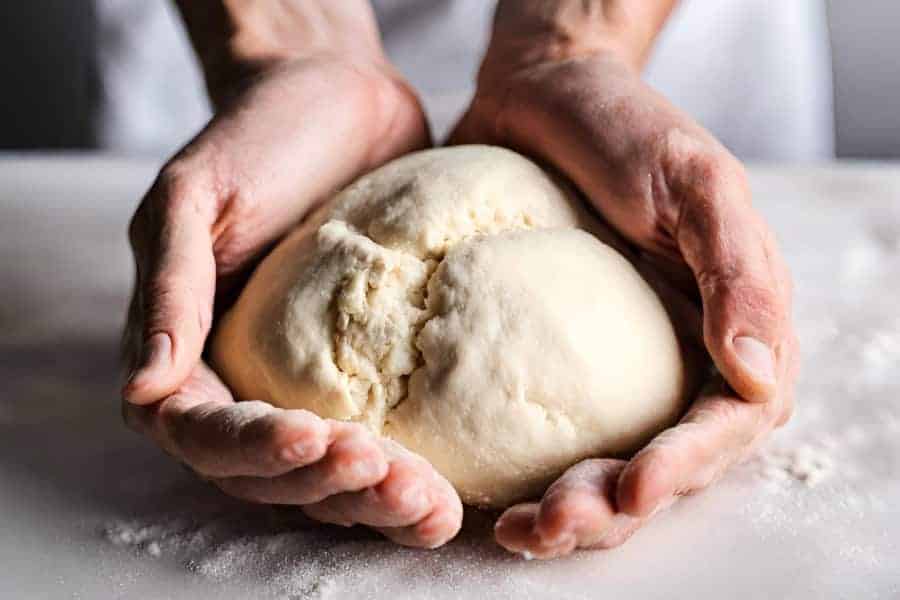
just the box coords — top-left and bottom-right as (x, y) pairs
(123, 33), (797, 558)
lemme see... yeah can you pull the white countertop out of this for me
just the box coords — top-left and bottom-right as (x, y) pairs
(1, 155), (899, 599)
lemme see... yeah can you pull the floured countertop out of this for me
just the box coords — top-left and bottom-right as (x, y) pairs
(1, 156), (898, 599)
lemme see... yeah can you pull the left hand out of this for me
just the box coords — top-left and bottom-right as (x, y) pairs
(121, 10), (464, 548)
(451, 24), (798, 559)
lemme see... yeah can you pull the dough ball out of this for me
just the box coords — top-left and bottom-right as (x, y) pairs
(211, 145), (690, 507)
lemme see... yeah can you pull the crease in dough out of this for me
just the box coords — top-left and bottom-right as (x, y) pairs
(212, 146), (691, 507)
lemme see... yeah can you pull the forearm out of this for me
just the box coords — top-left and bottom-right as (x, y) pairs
(174, 0), (385, 104)
(490, 0), (677, 70)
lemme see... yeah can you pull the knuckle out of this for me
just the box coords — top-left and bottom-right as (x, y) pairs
(327, 436), (374, 471)
(237, 412), (280, 450)
(544, 488), (592, 526)
(151, 161), (217, 217)
(236, 410), (313, 473)
(631, 446), (669, 481)
(155, 164), (193, 207)
(689, 152), (746, 200)
(141, 280), (182, 315)
(380, 469), (426, 517)
(142, 280), (212, 341)
(665, 129), (737, 186)
(211, 205), (262, 273)
(381, 486), (419, 520)
(695, 264), (740, 293)
(159, 403), (189, 454)
(333, 422), (374, 448)
(699, 273), (783, 336)
(158, 397), (207, 456)
(620, 451), (667, 513)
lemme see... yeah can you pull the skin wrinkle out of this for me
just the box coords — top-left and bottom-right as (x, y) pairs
(211, 197), (259, 277)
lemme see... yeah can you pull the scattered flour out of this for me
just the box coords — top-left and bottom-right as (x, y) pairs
(94, 210), (900, 597)
(100, 507), (547, 600)
(752, 444), (834, 487)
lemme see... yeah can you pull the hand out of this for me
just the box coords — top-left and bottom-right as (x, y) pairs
(122, 20), (462, 549)
(451, 18), (798, 559)
(124, 363), (462, 548)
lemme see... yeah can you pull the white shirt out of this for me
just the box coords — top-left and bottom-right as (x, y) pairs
(95, 0), (834, 161)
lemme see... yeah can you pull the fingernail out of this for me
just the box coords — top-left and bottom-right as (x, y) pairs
(125, 333), (171, 393)
(733, 336), (776, 385)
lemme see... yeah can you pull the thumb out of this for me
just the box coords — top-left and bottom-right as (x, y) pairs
(123, 173), (217, 405)
(671, 154), (786, 402)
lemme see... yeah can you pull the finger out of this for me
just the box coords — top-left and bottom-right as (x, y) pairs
(301, 441), (434, 528)
(374, 495), (463, 549)
(617, 378), (780, 518)
(494, 504), (573, 560)
(303, 441), (463, 548)
(123, 168), (218, 405)
(213, 422), (389, 504)
(370, 443), (463, 548)
(125, 362), (332, 478)
(303, 441), (435, 514)
(667, 147), (786, 402)
(121, 360), (231, 438)
(163, 402), (332, 478)
(533, 459), (645, 552)
(495, 461), (646, 560)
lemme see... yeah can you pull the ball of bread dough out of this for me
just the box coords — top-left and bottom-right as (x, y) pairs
(211, 145), (690, 507)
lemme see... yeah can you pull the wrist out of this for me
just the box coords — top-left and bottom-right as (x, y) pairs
(487, 0), (676, 74)
(176, 0), (389, 107)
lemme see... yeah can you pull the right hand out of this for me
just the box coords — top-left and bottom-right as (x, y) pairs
(449, 2), (797, 557)
(121, 50), (462, 548)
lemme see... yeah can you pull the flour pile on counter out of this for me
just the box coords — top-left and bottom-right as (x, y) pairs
(752, 444), (834, 487)
(102, 508), (556, 599)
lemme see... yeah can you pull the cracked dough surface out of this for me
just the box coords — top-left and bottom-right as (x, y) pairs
(212, 146), (689, 507)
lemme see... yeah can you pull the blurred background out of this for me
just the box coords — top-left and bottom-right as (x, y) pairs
(1, 0), (898, 161)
